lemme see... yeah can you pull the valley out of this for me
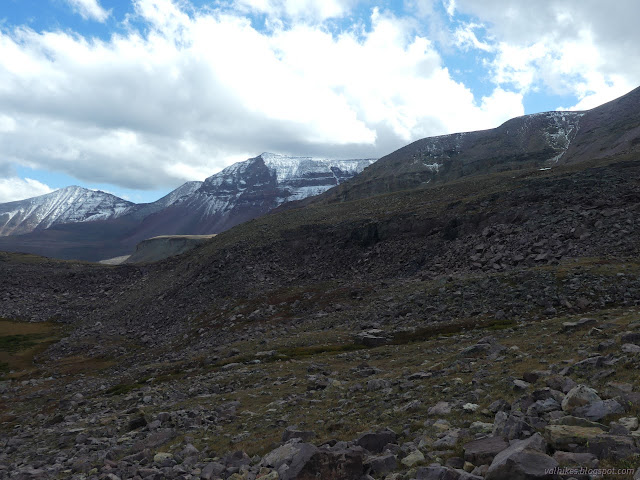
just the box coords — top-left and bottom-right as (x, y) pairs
(1, 88), (640, 479)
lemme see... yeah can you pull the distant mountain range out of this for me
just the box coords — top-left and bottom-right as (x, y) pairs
(0, 153), (376, 260)
(3, 86), (639, 262)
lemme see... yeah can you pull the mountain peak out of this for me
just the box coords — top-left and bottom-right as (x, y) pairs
(0, 185), (134, 236)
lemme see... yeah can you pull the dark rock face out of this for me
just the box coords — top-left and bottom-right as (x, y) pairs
(355, 428), (397, 453)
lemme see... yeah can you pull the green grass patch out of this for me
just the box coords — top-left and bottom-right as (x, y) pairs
(105, 382), (142, 396)
(278, 343), (365, 358)
(392, 316), (517, 345)
(0, 334), (42, 353)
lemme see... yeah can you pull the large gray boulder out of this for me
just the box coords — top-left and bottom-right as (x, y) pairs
(561, 385), (601, 413)
(291, 446), (365, 480)
(364, 453), (397, 475)
(355, 428), (397, 453)
(572, 399), (624, 421)
(261, 441), (318, 478)
(416, 465), (484, 480)
(262, 441), (365, 480)
(485, 434), (560, 480)
(463, 436), (509, 466)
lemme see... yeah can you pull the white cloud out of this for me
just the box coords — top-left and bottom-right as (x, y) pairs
(65, 0), (111, 22)
(454, 23), (493, 52)
(0, 0), (526, 191)
(453, 0), (640, 110)
(0, 177), (53, 203)
(444, 0), (456, 17)
(234, 0), (357, 22)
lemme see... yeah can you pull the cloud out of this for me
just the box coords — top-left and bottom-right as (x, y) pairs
(453, 0), (640, 109)
(0, 177), (53, 203)
(65, 0), (111, 22)
(0, 0), (524, 191)
(234, 0), (358, 22)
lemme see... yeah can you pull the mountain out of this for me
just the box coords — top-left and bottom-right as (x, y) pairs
(127, 180), (204, 220)
(299, 86), (640, 204)
(0, 186), (134, 236)
(3, 88), (640, 477)
(126, 153), (376, 241)
(0, 153), (375, 260)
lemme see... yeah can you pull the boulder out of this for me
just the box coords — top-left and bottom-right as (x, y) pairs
(583, 434), (638, 460)
(618, 417), (639, 431)
(622, 343), (640, 354)
(201, 462), (225, 480)
(493, 411), (534, 440)
(224, 450), (251, 468)
(543, 425), (606, 450)
(281, 446), (365, 480)
(561, 385), (601, 413)
(485, 434), (560, 480)
(550, 415), (607, 429)
(416, 465), (484, 479)
(429, 401), (452, 416)
(282, 427), (316, 443)
(401, 450), (425, 467)
(552, 451), (598, 468)
(153, 452), (173, 464)
(355, 428), (397, 453)
(572, 399), (623, 421)
(364, 453), (397, 475)
(621, 331), (640, 344)
(354, 330), (389, 347)
(463, 436), (509, 466)
(545, 376), (576, 394)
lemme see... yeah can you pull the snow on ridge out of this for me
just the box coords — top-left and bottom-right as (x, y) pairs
(203, 153), (376, 187)
(0, 185), (135, 235)
(152, 181), (203, 208)
(259, 152), (376, 183)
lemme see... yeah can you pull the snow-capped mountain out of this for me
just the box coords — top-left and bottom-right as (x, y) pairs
(199, 152), (376, 211)
(0, 153), (376, 260)
(127, 180), (204, 220)
(127, 153), (377, 240)
(0, 186), (135, 236)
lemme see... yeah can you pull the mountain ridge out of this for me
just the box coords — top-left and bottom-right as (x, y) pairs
(0, 185), (135, 236)
(291, 86), (640, 206)
(0, 153), (376, 260)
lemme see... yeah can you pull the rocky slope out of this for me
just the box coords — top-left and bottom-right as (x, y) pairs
(298, 86), (640, 205)
(2, 89), (640, 479)
(2, 151), (640, 478)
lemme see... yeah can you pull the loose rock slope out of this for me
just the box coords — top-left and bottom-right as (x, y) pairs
(2, 86), (640, 479)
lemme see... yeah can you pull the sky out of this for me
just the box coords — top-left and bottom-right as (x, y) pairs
(0, 0), (638, 203)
